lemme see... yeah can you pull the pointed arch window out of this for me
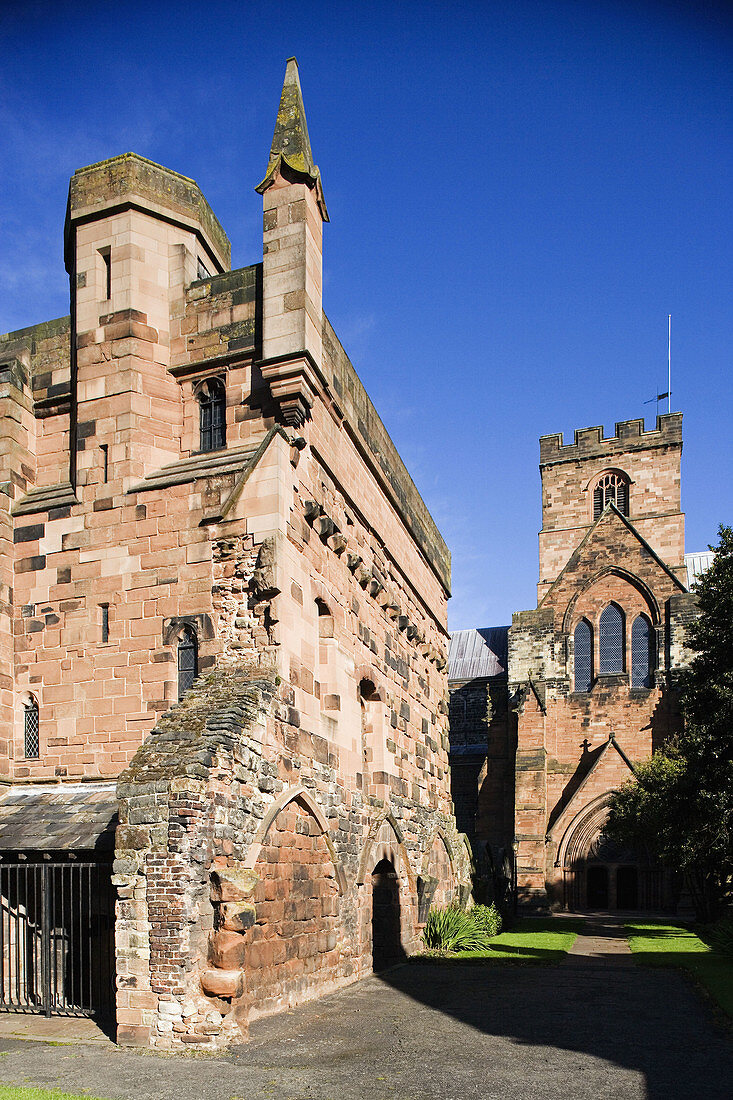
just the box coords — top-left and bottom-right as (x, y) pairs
(24, 697), (39, 759)
(198, 378), (226, 453)
(574, 620), (593, 693)
(593, 472), (629, 519)
(599, 603), (625, 674)
(177, 626), (198, 700)
(631, 615), (653, 688)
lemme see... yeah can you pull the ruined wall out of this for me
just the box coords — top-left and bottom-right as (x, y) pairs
(114, 652), (469, 1050)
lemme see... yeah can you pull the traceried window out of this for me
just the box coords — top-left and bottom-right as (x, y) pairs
(593, 472), (629, 519)
(574, 620), (593, 692)
(197, 379), (226, 453)
(599, 603), (625, 674)
(177, 626), (198, 700)
(24, 697), (39, 759)
(631, 614), (653, 688)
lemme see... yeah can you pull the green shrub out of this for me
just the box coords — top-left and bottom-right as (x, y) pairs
(422, 905), (491, 952)
(470, 903), (503, 938)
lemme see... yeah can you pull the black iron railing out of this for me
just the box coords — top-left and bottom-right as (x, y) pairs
(0, 859), (115, 1018)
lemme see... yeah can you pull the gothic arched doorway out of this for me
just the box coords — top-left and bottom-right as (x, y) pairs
(559, 799), (667, 912)
(371, 858), (404, 970)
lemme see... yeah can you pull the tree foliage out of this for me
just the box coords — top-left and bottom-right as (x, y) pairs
(606, 525), (733, 919)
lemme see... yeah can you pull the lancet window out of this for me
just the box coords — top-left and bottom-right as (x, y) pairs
(593, 472), (629, 519)
(574, 620), (593, 693)
(599, 603), (625, 674)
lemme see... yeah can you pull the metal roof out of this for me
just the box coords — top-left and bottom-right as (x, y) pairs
(685, 551), (714, 590)
(449, 626), (509, 683)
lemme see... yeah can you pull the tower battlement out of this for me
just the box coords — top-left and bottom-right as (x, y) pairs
(540, 412), (682, 466)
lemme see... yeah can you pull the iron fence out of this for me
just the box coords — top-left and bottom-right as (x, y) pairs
(0, 858), (115, 1018)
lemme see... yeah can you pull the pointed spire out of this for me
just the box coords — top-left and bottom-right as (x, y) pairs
(256, 58), (329, 221)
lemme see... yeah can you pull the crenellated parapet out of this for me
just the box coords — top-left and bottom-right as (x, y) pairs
(540, 412), (682, 466)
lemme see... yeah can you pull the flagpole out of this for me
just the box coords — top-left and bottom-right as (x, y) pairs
(668, 314), (671, 414)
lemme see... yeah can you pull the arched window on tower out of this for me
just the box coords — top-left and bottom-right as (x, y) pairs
(23, 696), (39, 759)
(574, 620), (593, 693)
(177, 626), (198, 700)
(599, 603), (625, 674)
(631, 614), (653, 688)
(197, 378), (226, 452)
(593, 472), (629, 519)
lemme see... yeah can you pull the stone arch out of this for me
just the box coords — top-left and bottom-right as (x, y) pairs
(557, 794), (612, 871)
(556, 795), (659, 911)
(561, 567), (660, 636)
(418, 828), (456, 918)
(243, 784), (346, 894)
(419, 827), (455, 877)
(356, 811), (416, 893)
(233, 787), (346, 1013)
(581, 466), (633, 495)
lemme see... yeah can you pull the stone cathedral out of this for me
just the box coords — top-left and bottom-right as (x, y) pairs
(0, 60), (470, 1047)
(449, 415), (702, 913)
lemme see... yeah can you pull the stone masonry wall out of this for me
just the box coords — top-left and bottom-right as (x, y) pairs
(538, 415), (685, 599)
(510, 430), (690, 908)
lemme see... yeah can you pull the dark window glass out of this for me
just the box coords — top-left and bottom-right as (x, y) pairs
(593, 472), (629, 518)
(631, 615), (653, 688)
(599, 604), (625, 674)
(178, 627), (198, 700)
(574, 620), (592, 692)
(198, 380), (226, 452)
(101, 604), (109, 643)
(24, 701), (39, 759)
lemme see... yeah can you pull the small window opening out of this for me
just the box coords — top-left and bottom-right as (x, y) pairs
(177, 626), (198, 700)
(24, 698), (39, 759)
(100, 444), (108, 483)
(593, 472), (629, 519)
(197, 379), (226, 453)
(101, 604), (109, 643)
(99, 247), (112, 301)
(197, 257), (211, 281)
(599, 603), (625, 674)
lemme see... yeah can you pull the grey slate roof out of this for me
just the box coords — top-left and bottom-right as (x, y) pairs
(0, 783), (118, 851)
(449, 626), (509, 683)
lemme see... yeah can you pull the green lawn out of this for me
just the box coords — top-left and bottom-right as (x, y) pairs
(0, 1090), (113, 1100)
(626, 920), (733, 1019)
(416, 916), (584, 964)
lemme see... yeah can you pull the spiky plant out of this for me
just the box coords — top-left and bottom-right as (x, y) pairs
(422, 906), (491, 952)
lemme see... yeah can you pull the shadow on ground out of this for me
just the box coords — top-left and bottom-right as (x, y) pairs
(366, 955), (733, 1100)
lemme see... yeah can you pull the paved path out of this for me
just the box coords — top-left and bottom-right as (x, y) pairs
(563, 915), (634, 966)
(0, 954), (730, 1100)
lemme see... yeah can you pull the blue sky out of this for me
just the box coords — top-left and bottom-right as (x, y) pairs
(1, 0), (730, 629)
